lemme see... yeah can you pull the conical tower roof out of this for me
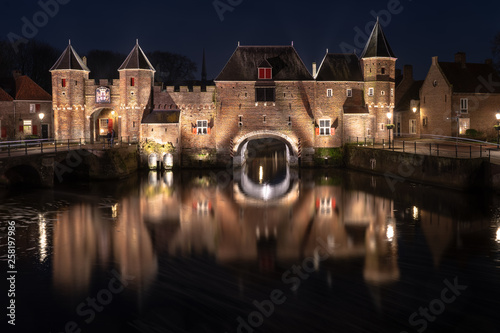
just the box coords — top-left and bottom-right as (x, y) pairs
(360, 19), (396, 58)
(118, 40), (155, 71)
(50, 40), (90, 71)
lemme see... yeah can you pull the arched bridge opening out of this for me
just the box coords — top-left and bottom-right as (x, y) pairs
(233, 132), (298, 168)
(3, 165), (42, 188)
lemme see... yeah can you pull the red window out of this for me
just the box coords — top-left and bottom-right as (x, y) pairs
(258, 68), (272, 80)
(36, 104), (41, 112)
(62, 79), (66, 87)
(130, 78), (135, 86)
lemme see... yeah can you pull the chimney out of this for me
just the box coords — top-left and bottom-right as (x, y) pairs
(312, 62), (317, 77)
(12, 70), (22, 79)
(485, 58), (493, 66)
(403, 65), (413, 80)
(432, 56), (438, 66)
(454, 52), (466, 68)
(82, 56), (87, 66)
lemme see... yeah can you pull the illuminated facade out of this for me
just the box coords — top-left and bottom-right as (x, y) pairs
(51, 20), (396, 167)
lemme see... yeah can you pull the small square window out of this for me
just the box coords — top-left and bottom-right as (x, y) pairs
(368, 88), (374, 96)
(326, 89), (333, 97)
(319, 119), (331, 136)
(379, 123), (385, 131)
(346, 89), (352, 97)
(197, 120), (208, 135)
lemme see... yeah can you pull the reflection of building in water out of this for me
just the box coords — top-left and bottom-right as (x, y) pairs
(148, 169), (400, 286)
(52, 196), (158, 299)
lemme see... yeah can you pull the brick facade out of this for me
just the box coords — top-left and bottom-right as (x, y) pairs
(420, 53), (500, 138)
(52, 21), (397, 166)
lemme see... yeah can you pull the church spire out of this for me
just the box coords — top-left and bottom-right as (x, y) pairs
(360, 18), (396, 58)
(201, 48), (207, 82)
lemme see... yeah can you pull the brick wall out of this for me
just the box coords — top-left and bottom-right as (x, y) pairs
(420, 60), (454, 137)
(214, 81), (316, 166)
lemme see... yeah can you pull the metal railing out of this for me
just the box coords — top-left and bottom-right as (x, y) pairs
(0, 136), (139, 157)
(347, 136), (495, 159)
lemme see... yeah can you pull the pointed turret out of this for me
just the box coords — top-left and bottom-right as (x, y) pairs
(360, 19), (397, 143)
(50, 41), (89, 140)
(50, 40), (90, 72)
(118, 40), (155, 141)
(360, 18), (396, 59)
(118, 39), (155, 71)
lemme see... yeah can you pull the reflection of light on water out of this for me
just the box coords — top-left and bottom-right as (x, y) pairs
(386, 225), (395, 241)
(38, 214), (47, 263)
(412, 206), (419, 220)
(165, 171), (173, 187)
(111, 204), (118, 218)
(148, 171), (158, 185)
(259, 165), (263, 184)
(496, 227), (500, 243)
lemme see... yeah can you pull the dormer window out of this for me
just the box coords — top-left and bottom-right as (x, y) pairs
(258, 59), (272, 80)
(258, 68), (272, 80)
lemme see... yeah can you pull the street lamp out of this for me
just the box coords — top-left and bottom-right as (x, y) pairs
(386, 112), (394, 149)
(38, 113), (45, 138)
(495, 113), (500, 148)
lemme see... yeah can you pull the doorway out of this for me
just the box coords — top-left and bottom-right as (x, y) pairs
(41, 124), (49, 139)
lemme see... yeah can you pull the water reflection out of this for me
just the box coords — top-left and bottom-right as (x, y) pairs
(3, 165), (499, 332)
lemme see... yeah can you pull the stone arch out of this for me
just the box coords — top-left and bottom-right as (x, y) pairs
(4, 164), (41, 187)
(233, 130), (298, 167)
(90, 107), (120, 143)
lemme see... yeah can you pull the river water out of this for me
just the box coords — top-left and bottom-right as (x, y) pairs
(1, 162), (499, 333)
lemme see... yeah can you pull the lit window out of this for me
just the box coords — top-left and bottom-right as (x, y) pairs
(460, 98), (468, 113)
(319, 119), (331, 135)
(327, 89), (333, 97)
(197, 120), (208, 135)
(346, 89), (352, 97)
(256, 88), (275, 102)
(368, 88), (374, 96)
(23, 120), (32, 135)
(99, 118), (109, 135)
(258, 68), (272, 80)
(409, 119), (417, 134)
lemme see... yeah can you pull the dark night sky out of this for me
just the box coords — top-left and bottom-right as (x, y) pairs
(1, 0), (499, 80)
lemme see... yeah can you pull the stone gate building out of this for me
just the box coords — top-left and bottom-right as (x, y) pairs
(50, 20), (396, 167)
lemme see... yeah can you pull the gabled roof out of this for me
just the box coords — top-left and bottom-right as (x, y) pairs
(50, 41), (90, 71)
(0, 87), (13, 101)
(360, 19), (396, 58)
(316, 54), (363, 81)
(118, 41), (155, 71)
(396, 80), (423, 111)
(14, 76), (51, 100)
(438, 62), (500, 93)
(216, 45), (313, 81)
(142, 110), (180, 124)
